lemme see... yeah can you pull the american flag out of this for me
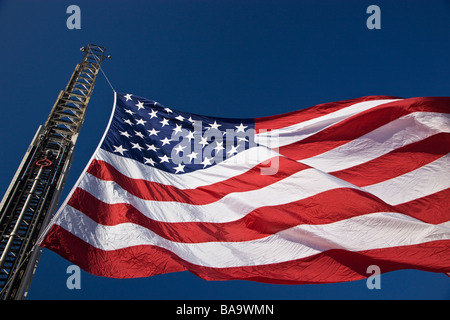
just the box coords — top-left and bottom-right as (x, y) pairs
(41, 93), (450, 283)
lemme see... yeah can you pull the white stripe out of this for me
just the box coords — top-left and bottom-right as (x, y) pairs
(363, 153), (450, 205)
(56, 207), (450, 268)
(76, 167), (359, 223)
(94, 146), (280, 189)
(91, 110), (450, 191)
(75, 151), (450, 225)
(255, 99), (400, 148)
(300, 112), (450, 172)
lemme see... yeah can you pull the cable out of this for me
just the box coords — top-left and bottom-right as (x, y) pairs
(93, 54), (115, 93)
(99, 63), (115, 93)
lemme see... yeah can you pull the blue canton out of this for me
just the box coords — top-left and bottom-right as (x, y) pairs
(100, 93), (256, 174)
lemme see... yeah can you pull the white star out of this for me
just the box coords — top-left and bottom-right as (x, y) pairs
(164, 107), (173, 114)
(148, 128), (159, 136)
(136, 118), (147, 126)
(124, 93), (132, 101)
(175, 115), (185, 122)
(237, 137), (248, 142)
(235, 123), (248, 133)
(201, 156), (212, 168)
(174, 163), (185, 173)
(134, 130), (144, 139)
(208, 121), (222, 130)
(227, 144), (240, 156)
(113, 145), (128, 155)
(187, 151), (198, 162)
(144, 157), (156, 166)
(185, 130), (195, 141)
(119, 130), (131, 138)
(199, 136), (209, 147)
(161, 137), (171, 146)
(149, 109), (158, 119)
(146, 144), (159, 152)
(131, 142), (144, 151)
(173, 124), (183, 134)
(158, 154), (171, 163)
(173, 144), (186, 155)
(160, 118), (169, 127)
(187, 116), (196, 123)
(214, 141), (225, 152)
(136, 101), (145, 110)
(123, 118), (134, 126)
(125, 109), (135, 115)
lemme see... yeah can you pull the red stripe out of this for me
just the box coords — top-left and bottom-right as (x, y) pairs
(42, 225), (186, 279)
(254, 95), (401, 133)
(68, 186), (449, 244)
(277, 97), (450, 160)
(87, 156), (309, 204)
(42, 225), (450, 282)
(330, 133), (450, 187)
(394, 188), (450, 225)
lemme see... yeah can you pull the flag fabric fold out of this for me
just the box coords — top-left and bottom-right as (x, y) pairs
(40, 93), (450, 283)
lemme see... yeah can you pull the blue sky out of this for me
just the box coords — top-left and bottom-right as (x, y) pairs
(0, 0), (449, 299)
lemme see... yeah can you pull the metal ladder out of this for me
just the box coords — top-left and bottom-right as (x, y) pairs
(0, 44), (108, 299)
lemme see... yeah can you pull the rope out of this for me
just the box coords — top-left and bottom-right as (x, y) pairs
(99, 63), (115, 93)
(93, 54), (115, 93)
